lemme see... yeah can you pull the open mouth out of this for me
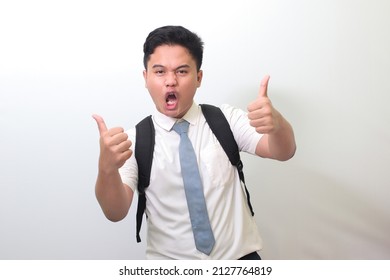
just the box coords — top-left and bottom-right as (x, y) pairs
(166, 92), (178, 107)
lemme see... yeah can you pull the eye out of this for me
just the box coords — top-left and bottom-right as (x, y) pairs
(154, 69), (165, 76)
(176, 69), (188, 75)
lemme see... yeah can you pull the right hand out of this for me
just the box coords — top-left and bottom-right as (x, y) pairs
(92, 114), (133, 173)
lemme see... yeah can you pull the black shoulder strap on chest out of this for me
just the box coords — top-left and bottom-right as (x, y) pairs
(134, 104), (255, 243)
(199, 104), (254, 217)
(135, 115), (154, 243)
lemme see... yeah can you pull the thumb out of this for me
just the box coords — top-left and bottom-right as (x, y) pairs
(258, 75), (270, 98)
(92, 114), (108, 136)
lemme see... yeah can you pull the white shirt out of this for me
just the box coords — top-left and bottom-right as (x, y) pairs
(119, 102), (263, 259)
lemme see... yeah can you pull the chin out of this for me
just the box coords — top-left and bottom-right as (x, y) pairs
(157, 107), (180, 119)
(166, 111), (183, 119)
(157, 102), (189, 119)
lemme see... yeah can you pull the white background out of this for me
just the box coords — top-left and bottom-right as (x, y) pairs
(1, 0), (389, 259)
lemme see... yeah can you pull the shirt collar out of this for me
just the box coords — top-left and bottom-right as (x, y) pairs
(152, 102), (199, 132)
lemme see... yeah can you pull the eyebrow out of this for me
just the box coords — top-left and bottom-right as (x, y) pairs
(152, 64), (191, 70)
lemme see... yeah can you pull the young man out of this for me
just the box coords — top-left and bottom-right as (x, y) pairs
(93, 25), (296, 259)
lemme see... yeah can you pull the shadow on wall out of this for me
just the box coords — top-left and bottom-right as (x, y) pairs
(243, 157), (390, 260)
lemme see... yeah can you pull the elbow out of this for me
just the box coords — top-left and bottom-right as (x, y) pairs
(107, 216), (125, 223)
(96, 195), (130, 222)
(276, 144), (297, 162)
(103, 209), (129, 222)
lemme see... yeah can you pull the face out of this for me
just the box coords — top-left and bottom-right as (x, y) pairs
(143, 44), (203, 119)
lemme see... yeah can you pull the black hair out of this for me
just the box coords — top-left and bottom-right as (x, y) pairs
(143, 25), (204, 71)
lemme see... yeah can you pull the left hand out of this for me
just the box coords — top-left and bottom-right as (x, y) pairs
(247, 75), (281, 134)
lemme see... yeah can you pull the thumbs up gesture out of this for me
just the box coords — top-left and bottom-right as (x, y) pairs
(92, 115), (133, 173)
(247, 75), (281, 134)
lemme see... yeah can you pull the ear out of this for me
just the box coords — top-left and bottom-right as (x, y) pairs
(143, 70), (148, 88)
(197, 70), (203, 87)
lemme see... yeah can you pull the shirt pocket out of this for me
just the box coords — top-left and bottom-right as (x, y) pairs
(200, 143), (235, 188)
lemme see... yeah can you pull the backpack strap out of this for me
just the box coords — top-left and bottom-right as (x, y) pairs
(135, 115), (155, 243)
(200, 104), (255, 216)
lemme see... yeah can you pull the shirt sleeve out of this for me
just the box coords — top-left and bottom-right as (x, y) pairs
(220, 103), (263, 155)
(118, 128), (138, 192)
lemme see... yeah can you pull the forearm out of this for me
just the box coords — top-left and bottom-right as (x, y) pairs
(268, 116), (296, 160)
(95, 169), (133, 222)
(256, 112), (296, 161)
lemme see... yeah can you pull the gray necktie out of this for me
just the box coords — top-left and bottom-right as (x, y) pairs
(172, 120), (215, 255)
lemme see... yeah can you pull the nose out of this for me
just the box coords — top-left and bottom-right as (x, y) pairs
(165, 71), (177, 87)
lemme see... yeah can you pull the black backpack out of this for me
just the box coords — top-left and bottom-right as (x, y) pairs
(134, 104), (254, 242)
